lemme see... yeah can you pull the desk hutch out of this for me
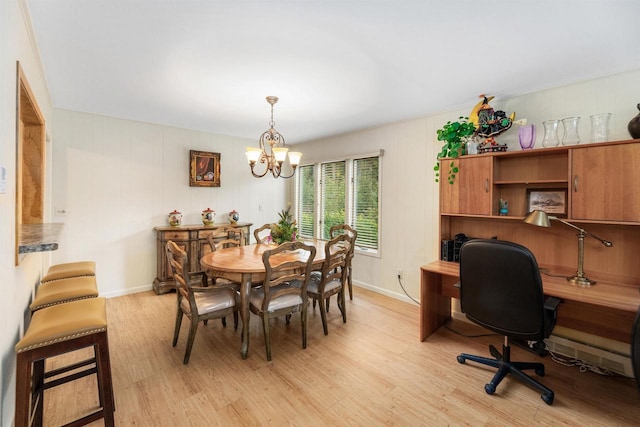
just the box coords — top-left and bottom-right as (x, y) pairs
(421, 139), (640, 343)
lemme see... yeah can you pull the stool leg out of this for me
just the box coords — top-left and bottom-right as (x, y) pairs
(15, 353), (33, 427)
(32, 359), (45, 427)
(93, 344), (105, 407)
(95, 332), (116, 426)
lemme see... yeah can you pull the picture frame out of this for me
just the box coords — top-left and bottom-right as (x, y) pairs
(190, 150), (221, 187)
(527, 188), (567, 216)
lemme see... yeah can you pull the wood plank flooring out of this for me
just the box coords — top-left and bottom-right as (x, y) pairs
(42, 288), (640, 426)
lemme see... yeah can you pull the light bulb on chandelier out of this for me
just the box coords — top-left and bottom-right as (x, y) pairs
(245, 96), (302, 178)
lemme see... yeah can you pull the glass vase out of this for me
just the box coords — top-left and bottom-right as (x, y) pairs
(590, 113), (611, 143)
(561, 116), (581, 146)
(541, 120), (560, 148)
(518, 124), (536, 150)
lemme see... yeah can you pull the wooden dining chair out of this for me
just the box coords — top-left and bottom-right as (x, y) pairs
(254, 223), (274, 244)
(249, 241), (316, 361)
(329, 224), (357, 301)
(206, 226), (245, 289)
(166, 240), (238, 364)
(308, 234), (351, 335)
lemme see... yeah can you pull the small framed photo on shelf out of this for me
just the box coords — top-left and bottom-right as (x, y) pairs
(190, 150), (221, 187)
(527, 188), (567, 216)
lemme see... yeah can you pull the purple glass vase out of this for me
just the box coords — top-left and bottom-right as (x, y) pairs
(518, 124), (536, 150)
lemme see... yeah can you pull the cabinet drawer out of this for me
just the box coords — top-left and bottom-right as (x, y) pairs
(161, 231), (189, 241)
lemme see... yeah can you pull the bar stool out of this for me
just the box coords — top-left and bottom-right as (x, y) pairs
(41, 261), (96, 283)
(30, 275), (99, 312)
(15, 297), (115, 427)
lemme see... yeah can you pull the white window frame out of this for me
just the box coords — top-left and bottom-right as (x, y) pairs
(294, 150), (382, 258)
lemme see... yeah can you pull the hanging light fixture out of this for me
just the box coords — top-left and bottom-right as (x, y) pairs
(245, 96), (302, 178)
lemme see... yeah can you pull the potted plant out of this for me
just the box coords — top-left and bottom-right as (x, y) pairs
(433, 116), (477, 184)
(270, 207), (298, 244)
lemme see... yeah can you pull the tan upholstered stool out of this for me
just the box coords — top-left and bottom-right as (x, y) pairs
(41, 260), (96, 283)
(15, 297), (115, 427)
(30, 275), (99, 312)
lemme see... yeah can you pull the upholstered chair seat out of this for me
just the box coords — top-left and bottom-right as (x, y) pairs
(41, 261), (96, 282)
(30, 276), (98, 312)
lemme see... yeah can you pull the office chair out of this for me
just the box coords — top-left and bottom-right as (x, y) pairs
(632, 307), (640, 394)
(457, 239), (562, 405)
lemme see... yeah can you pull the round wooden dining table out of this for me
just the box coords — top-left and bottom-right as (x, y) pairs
(200, 240), (327, 359)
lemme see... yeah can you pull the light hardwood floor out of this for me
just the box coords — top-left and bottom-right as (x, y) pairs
(42, 287), (640, 426)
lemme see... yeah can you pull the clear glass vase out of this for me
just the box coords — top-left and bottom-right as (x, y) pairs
(561, 116), (581, 146)
(590, 113), (611, 143)
(541, 120), (560, 148)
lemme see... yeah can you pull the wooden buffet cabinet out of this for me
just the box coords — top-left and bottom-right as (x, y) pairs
(424, 139), (640, 343)
(153, 222), (252, 295)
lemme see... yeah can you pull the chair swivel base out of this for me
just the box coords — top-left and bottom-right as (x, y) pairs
(457, 343), (555, 405)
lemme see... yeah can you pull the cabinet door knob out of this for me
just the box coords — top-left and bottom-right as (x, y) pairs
(574, 175), (579, 192)
(485, 178), (489, 193)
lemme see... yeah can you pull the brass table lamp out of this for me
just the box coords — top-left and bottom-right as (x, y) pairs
(523, 210), (613, 286)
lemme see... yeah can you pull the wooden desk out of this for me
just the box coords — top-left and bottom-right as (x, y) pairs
(420, 260), (640, 343)
(201, 241), (326, 359)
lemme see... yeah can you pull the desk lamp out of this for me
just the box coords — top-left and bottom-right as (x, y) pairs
(523, 210), (613, 287)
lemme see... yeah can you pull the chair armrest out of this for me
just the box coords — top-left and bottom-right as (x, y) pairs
(544, 296), (563, 311)
(543, 296), (563, 337)
(187, 271), (209, 286)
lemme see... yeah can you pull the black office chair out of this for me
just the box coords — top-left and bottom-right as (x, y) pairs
(632, 307), (640, 394)
(456, 239), (562, 405)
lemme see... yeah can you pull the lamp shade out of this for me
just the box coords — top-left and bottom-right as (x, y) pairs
(523, 210), (552, 227)
(288, 151), (302, 166)
(245, 147), (261, 163)
(272, 147), (289, 162)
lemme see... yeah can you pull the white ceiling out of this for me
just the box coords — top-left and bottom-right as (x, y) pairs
(27, 0), (640, 144)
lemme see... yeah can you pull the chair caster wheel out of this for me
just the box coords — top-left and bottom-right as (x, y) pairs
(484, 383), (496, 395)
(457, 355), (465, 364)
(535, 367), (545, 377)
(541, 392), (554, 405)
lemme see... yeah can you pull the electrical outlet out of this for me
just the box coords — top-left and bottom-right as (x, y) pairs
(396, 269), (403, 280)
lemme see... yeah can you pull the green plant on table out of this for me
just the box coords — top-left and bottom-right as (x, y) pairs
(270, 207), (298, 244)
(433, 116), (477, 184)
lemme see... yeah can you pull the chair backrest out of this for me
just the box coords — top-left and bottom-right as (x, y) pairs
(254, 223), (274, 244)
(459, 239), (549, 341)
(329, 224), (357, 260)
(632, 307), (640, 394)
(166, 240), (195, 313)
(260, 241), (316, 313)
(317, 234), (351, 290)
(207, 226), (245, 252)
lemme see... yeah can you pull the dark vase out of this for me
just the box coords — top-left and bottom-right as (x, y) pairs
(629, 103), (640, 139)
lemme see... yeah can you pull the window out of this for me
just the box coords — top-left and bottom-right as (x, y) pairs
(295, 151), (381, 254)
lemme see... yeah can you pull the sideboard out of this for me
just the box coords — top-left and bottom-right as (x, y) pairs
(153, 222), (252, 295)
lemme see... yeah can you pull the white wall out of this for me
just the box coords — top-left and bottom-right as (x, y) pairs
(51, 109), (289, 297)
(294, 68), (640, 304)
(0, 0), (53, 424)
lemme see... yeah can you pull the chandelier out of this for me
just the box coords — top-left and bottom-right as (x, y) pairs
(246, 96), (302, 178)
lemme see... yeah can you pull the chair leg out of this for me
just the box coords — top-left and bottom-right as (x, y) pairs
(95, 332), (116, 426)
(457, 341), (555, 405)
(32, 359), (45, 427)
(301, 305), (308, 350)
(318, 296), (329, 335)
(221, 317), (226, 327)
(262, 314), (272, 361)
(183, 316), (199, 365)
(172, 308), (183, 347)
(347, 267), (353, 300)
(233, 311), (239, 330)
(338, 290), (347, 323)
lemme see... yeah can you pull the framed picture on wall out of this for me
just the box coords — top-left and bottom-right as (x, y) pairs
(189, 150), (221, 187)
(527, 189), (567, 216)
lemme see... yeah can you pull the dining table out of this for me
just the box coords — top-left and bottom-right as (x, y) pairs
(200, 240), (327, 359)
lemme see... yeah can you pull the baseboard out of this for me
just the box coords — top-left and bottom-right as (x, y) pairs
(101, 283), (153, 298)
(352, 280), (417, 304)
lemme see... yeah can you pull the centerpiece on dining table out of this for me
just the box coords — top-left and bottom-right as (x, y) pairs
(270, 207), (298, 244)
